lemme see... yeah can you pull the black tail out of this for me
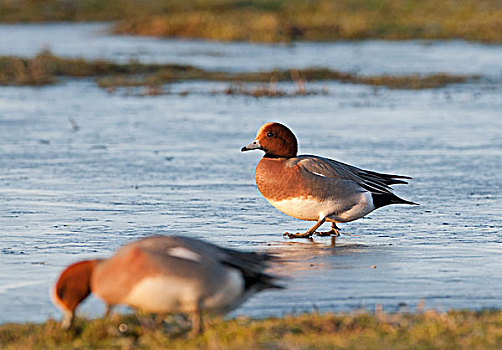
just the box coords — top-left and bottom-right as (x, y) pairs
(249, 272), (285, 291)
(372, 193), (418, 209)
(220, 250), (284, 291)
(362, 170), (412, 186)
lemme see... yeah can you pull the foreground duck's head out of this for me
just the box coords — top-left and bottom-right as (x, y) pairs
(241, 122), (298, 158)
(52, 259), (97, 329)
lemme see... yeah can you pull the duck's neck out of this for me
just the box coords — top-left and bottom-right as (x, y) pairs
(264, 153), (295, 159)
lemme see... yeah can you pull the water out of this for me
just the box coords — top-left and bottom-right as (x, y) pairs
(1, 23), (502, 77)
(0, 23), (501, 324)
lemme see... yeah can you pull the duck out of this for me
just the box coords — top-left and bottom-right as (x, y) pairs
(52, 235), (282, 335)
(241, 122), (417, 238)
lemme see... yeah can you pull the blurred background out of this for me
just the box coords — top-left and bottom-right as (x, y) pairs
(0, 0), (501, 324)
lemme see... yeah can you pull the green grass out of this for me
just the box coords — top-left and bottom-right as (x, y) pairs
(2, 310), (502, 349)
(1, 0), (502, 43)
(0, 51), (477, 91)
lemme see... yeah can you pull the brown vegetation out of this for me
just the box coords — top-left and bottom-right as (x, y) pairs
(1, 0), (501, 43)
(0, 50), (203, 86)
(0, 51), (477, 92)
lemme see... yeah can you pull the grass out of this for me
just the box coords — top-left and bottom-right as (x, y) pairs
(2, 310), (502, 349)
(0, 50), (204, 86)
(0, 51), (477, 92)
(0, 0), (502, 43)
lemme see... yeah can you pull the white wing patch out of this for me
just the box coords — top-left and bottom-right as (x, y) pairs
(167, 247), (202, 262)
(311, 171), (327, 178)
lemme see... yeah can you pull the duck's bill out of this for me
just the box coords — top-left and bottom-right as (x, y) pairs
(241, 140), (262, 152)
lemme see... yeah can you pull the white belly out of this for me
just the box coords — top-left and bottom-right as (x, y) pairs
(267, 192), (375, 222)
(268, 196), (332, 221)
(122, 268), (245, 314)
(123, 276), (195, 313)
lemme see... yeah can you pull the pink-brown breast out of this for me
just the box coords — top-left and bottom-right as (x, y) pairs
(91, 246), (158, 305)
(255, 157), (313, 201)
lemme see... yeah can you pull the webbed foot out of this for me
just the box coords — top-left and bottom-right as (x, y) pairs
(283, 231), (313, 239)
(315, 223), (341, 236)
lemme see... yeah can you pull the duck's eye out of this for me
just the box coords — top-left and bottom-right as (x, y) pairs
(267, 132), (274, 137)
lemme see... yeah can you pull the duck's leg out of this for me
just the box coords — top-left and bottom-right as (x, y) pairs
(316, 222), (341, 237)
(136, 312), (157, 329)
(188, 307), (203, 337)
(155, 313), (167, 327)
(284, 218), (326, 239)
(104, 304), (114, 317)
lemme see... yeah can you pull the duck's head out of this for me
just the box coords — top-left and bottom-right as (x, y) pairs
(241, 122), (298, 158)
(52, 259), (98, 329)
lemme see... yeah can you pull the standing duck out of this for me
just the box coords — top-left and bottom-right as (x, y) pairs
(241, 122), (417, 238)
(52, 235), (282, 335)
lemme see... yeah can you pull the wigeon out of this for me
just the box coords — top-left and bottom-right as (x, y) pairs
(241, 122), (417, 238)
(52, 236), (282, 335)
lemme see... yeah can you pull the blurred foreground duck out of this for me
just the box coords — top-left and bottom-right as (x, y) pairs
(242, 122), (417, 238)
(52, 236), (282, 335)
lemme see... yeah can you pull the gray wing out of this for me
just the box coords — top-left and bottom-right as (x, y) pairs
(135, 236), (273, 268)
(297, 155), (411, 195)
(134, 236), (282, 289)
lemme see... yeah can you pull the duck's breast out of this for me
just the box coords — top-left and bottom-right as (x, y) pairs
(255, 157), (313, 202)
(91, 246), (153, 306)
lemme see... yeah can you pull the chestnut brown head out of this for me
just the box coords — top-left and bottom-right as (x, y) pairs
(241, 122), (298, 158)
(52, 259), (98, 329)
